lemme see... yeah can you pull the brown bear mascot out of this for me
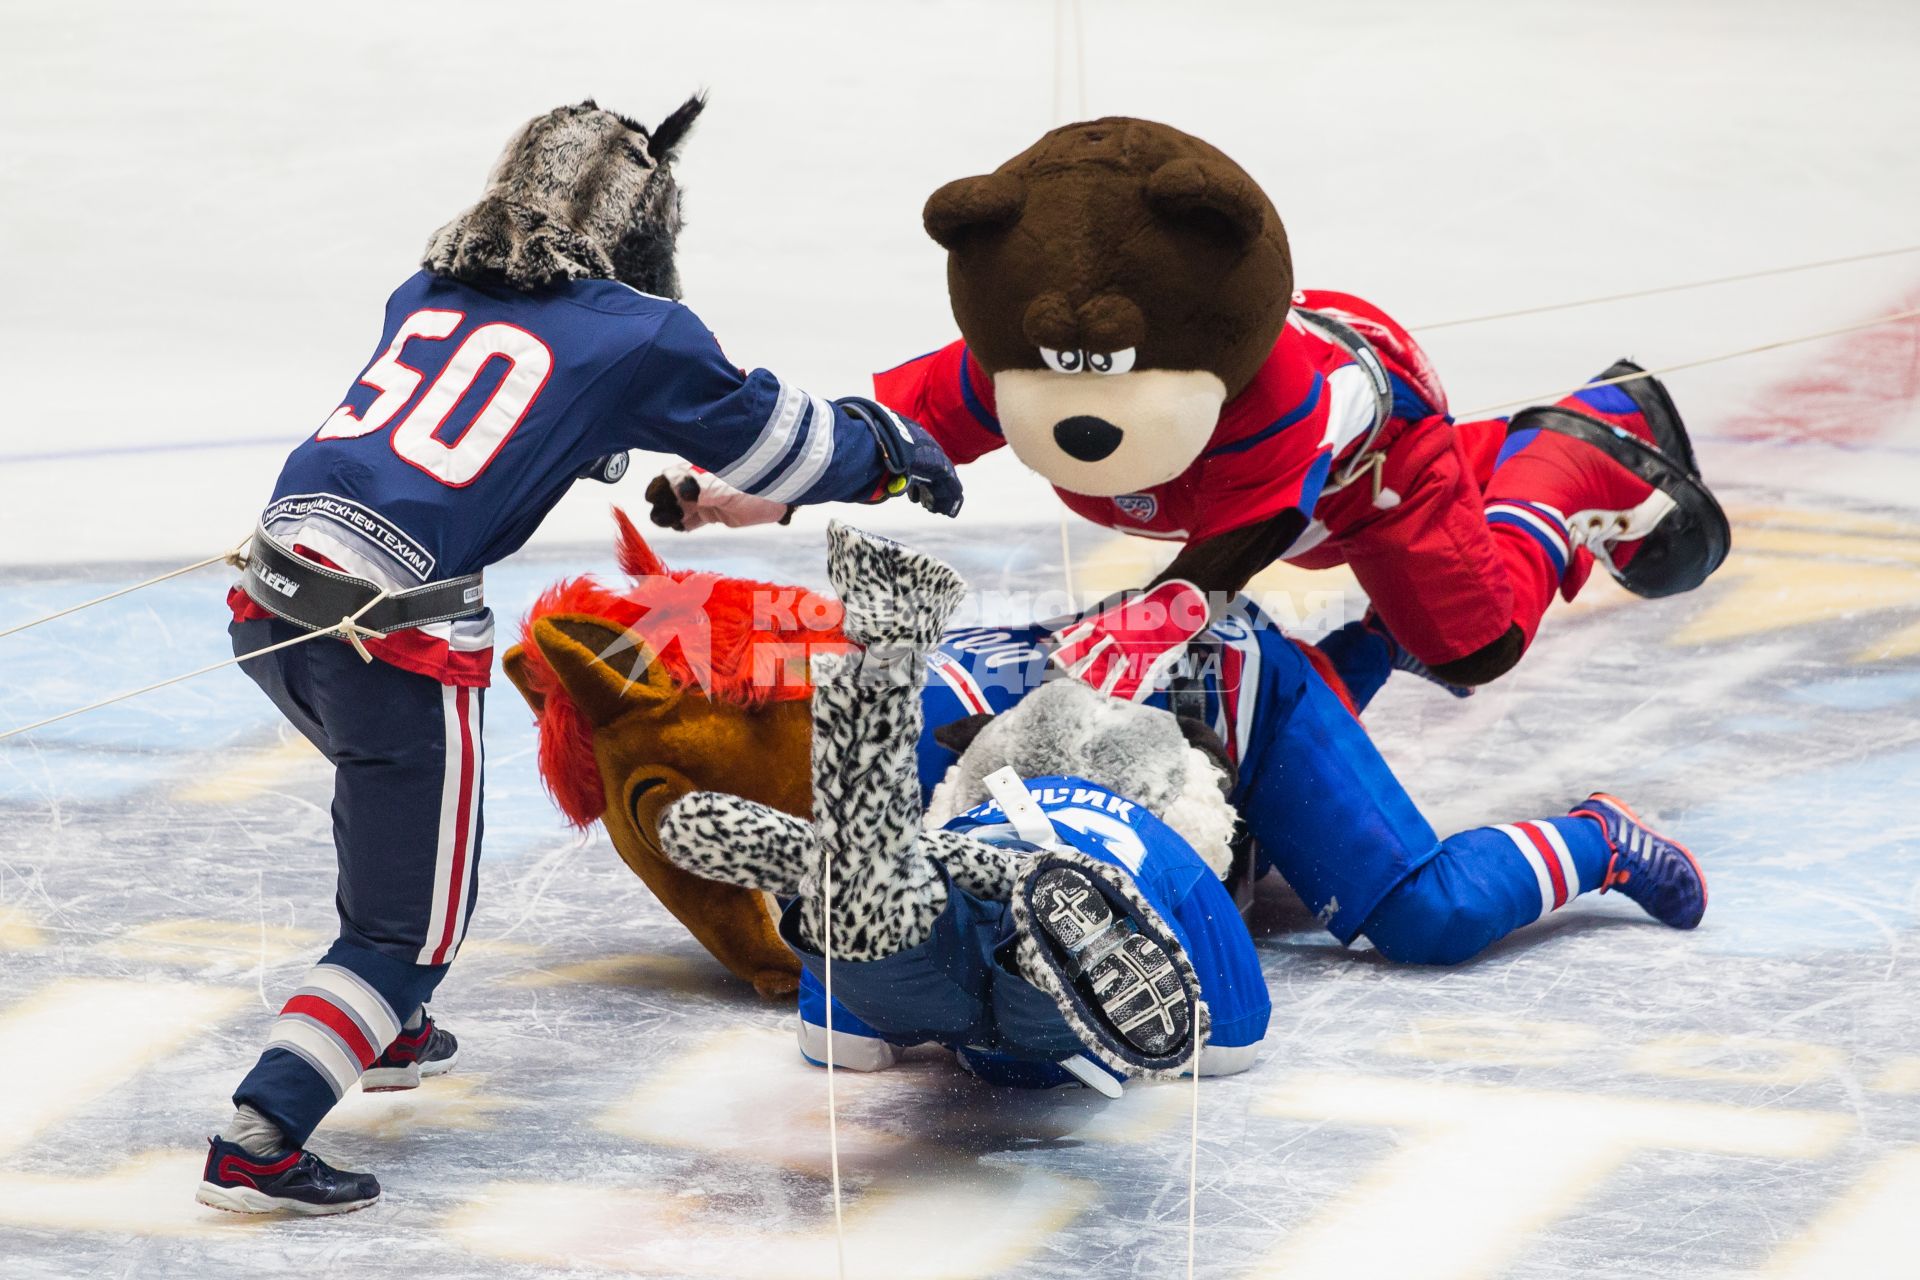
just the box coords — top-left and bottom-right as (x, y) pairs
(648, 117), (1727, 701)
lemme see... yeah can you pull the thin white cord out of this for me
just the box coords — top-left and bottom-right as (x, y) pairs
(1052, 0), (1088, 123)
(0, 587), (391, 743)
(821, 825), (848, 1279)
(1452, 306), (1920, 421)
(1407, 244), (1920, 332)
(0, 539), (248, 642)
(1051, 0), (1087, 618)
(1058, 520), (1078, 613)
(1185, 1031), (1203, 1279)
(1071, 0), (1087, 118)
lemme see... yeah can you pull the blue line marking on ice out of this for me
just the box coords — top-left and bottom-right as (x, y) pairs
(0, 435), (296, 466)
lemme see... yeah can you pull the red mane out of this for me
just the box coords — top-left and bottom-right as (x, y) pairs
(513, 509), (845, 826)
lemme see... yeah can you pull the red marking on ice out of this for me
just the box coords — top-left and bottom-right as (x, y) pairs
(1718, 286), (1920, 446)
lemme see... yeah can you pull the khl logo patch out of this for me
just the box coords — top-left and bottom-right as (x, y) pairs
(1114, 493), (1158, 523)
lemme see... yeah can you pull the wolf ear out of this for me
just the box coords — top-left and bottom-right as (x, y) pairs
(528, 615), (681, 726)
(923, 173), (1026, 251)
(1174, 715), (1237, 796)
(932, 712), (995, 756)
(1146, 157), (1267, 249)
(651, 92), (707, 161)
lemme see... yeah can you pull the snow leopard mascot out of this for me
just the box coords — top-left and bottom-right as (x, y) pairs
(658, 523), (1270, 1091)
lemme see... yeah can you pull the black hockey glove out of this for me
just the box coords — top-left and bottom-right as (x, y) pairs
(835, 396), (965, 518)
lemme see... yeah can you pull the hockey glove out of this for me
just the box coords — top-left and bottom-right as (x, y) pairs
(645, 463), (795, 532)
(835, 396), (965, 518)
(1047, 580), (1211, 703)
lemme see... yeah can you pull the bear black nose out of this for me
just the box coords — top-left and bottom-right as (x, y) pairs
(1053, 415), (1123, 462)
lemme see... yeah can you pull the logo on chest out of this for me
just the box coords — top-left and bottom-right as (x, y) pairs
(1114, 493), (1159, 523)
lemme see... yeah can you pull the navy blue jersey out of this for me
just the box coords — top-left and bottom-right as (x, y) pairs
(264, 270), (885, 588)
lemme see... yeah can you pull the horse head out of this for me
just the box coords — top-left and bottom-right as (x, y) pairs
(502, 510), (846, 997)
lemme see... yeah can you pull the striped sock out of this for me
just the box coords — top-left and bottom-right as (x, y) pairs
(1490, 815), (1612, 921)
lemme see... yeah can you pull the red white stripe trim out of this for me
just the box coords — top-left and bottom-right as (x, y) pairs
(1496, 821), (1580, 919)
(1216, 630), (1261, 763)
(281, 994), (377, 1068)
(420, 685), (481, 965)
(927, 650), (990, 714)
(266, 963), (402, 1098)
(303, 963), (402, 1047)
(1484, 502), (1571, 562)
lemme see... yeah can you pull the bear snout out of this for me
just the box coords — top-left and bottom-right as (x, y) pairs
(1053, 415), (1125, 462)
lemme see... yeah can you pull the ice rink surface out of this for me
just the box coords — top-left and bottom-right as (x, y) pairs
(3, 1), (1919, 1276)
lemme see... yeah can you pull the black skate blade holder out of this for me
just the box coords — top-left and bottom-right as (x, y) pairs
(981, 767), (1127, 1098)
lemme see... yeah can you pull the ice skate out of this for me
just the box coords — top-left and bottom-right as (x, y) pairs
(1012, 854), (1201, 1073)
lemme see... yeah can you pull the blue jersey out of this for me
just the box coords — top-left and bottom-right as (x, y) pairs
(263, 270), (885, 589)
(917, 604), (1305, 801)
(944, 775), (1271, 1053)
(917, 606), (1417, 944)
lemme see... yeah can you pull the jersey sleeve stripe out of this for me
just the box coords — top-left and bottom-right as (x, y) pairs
(1204, 372), (1324, 459)
(714, 379), (809, 492)
(753, 394), (840, 503)
(957, 349), (1002, 437)
(1320, 362), (1385, 453)
(927, 650), (990, 713)
(1294, 451), (1334, 519)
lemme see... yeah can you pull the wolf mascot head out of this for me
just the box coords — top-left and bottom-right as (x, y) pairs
(424, 95), (705, 298)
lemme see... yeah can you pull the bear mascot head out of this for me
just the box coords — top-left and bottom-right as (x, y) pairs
(922, 116), (1292, 499)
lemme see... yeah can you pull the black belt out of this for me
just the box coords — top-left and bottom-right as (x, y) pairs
(240, 526), (485, 635)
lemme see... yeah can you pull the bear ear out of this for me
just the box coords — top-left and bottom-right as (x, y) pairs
(923, 173), (1026, 251)
(1145, 157), (1267, 248)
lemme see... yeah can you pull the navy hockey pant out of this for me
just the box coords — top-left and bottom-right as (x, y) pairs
(227, 617), (484, 1147)
(778, 870), (1085, 1063)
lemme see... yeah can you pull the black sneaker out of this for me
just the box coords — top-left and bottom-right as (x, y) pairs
(195, 1136), (380, 1215)
(362, 1016), (459, 1092)
(1020, 860), (1195, 1070)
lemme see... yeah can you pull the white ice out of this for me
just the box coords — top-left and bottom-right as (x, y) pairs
(2, 2), (1919, 1277)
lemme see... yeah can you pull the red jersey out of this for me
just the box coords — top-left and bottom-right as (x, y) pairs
(874, 289), (1440, 547)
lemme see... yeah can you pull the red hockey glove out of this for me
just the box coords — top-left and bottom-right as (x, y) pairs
(1047, 580), (1211, 703)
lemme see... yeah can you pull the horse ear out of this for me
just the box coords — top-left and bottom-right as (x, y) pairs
(528, 615), (680, 726)
(501, 644), (544, 714)
(923, 173), (1025, 251)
